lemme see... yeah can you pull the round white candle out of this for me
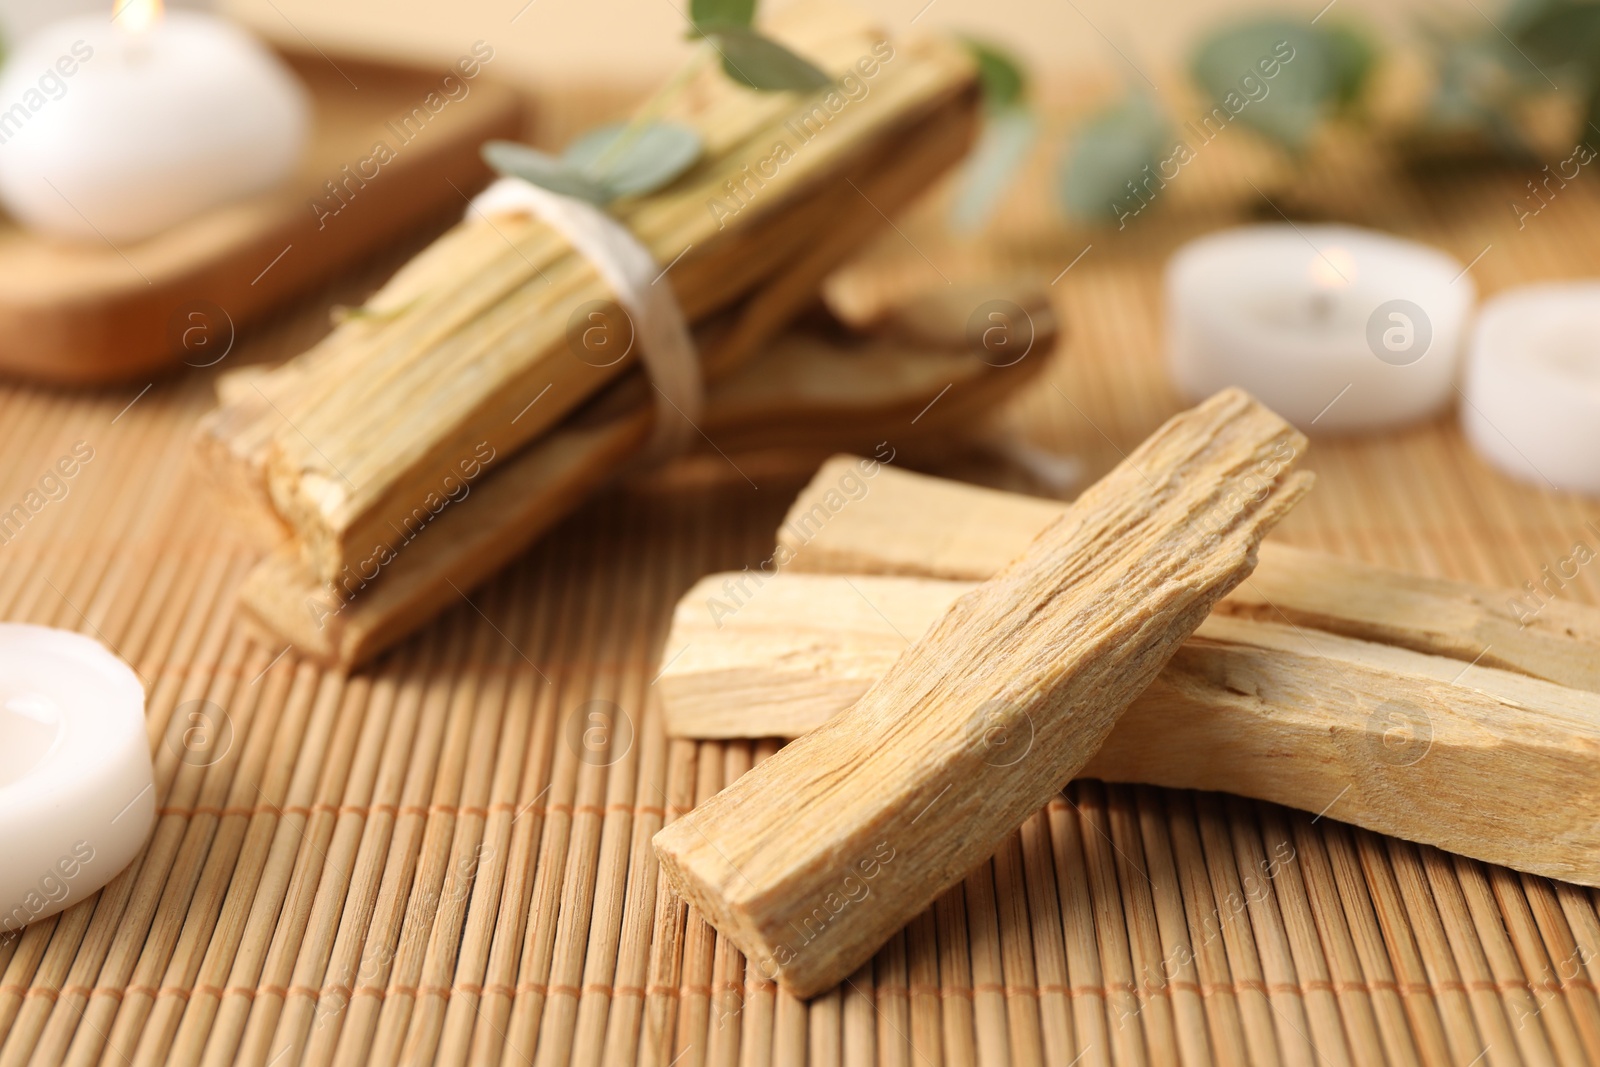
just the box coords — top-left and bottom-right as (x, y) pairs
(0, 624), (153, 934)
(1462, 282), (1600, 495)
(0, 2), (309, 243)
(1165, 225), (1474, 432)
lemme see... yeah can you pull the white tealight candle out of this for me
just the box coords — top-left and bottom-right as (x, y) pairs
(1166, 225), (1474, 432)
(0, 0), (309, 243)
(1462, 282), (1600, 495)
(0, 624), (154, 934)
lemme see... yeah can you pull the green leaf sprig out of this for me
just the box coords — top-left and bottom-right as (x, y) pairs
(483, 123), (704, 206)
(1385, 0), (1594, 167)
(482, 0), (831, 206)
(688, 0), (831, 91)
(1060, 92), (1170, 224)
(967, 38), (1027, 110)
(948, 38), (1039, 233)
(1052, 15), (1375, 227)
(1513, 0), (1600, 150)
(1189, 18), (1374, 154)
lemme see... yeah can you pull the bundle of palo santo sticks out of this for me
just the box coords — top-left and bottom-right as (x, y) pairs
(191, 3), (1063, 667)
(653, 397), (1600, 997)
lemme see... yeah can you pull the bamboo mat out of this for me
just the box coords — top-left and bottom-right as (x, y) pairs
(3, 87), (1600, 1067)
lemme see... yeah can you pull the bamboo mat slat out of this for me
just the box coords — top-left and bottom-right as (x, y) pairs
(3, 86), (1600, 1067)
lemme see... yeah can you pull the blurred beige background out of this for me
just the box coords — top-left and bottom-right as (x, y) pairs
(0, 0), (1425, 94)
(218, 0), (1416, 91)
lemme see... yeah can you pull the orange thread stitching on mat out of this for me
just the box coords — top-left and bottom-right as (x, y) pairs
(347, 803), (398, 817)
(674, 985), (715, 998)
(92, 971), (1591, 1009)
(145, 799), (675, 825)
(145, 798), (677, 820)
(541, 802), (610, 818)
(610, 985), (649, 998)
(500, 982), (588, 997)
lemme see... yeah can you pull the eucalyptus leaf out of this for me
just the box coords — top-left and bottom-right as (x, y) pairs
(1402, 32), (1536, 164)
(564, 121), (704, 199)
(949, 106), (1036, 233)
(1191, 19), (1333, 152)
(481, 141), (609, 204)
(1509, 0), (1600, 149)
(1514, 0), (1600, 74)
(961, 37), (1028, 111)
(1583, 87), (1600, 149)
(689, 0), (755, 32)
(1320, 23), (1376, 111)
(709, 26), (832, 91)
(1060, 93), (1170, 224)
(1433, 36), (1531, 129)
(1503, 0), (1566, 34)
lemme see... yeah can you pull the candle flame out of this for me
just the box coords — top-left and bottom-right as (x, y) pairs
(1308, 246), (1358, 290)
(113, 0), (164, 33)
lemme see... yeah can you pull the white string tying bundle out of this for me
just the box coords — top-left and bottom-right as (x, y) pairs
(468, 176), (703, 460)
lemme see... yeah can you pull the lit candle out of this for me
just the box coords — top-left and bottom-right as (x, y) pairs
(0, 625), (153, 934)
(1462, 282), (1600, 495)
(1165, 225), (1474, 432)
(0, 0), (309, 243)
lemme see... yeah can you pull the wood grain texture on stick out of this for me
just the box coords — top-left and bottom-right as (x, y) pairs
(653, 388), (1313, 996)
(232, 282), (1040, 666)
(777, 455), (1600, 692)
(205, 5), (979, 586)
(660, 571), (1600, 885)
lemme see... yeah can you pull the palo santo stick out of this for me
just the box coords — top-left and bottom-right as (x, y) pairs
(226, 94), (987, 666)
(233, 283), (1042, 667)
(195, 89), (979, 551)
(230, 7), (979, 584)
(654, 389), (1313, 997)
(777, 456), (1600, 692)
(664, 572), (972, 739)
(658, 571), (1600, 886)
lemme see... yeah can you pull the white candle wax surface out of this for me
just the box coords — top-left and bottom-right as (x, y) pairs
(1166, 225), (1474, 433)
(0, 624), (153, 935)
(0, 9), (309, 243)
(1462, 282), (1600, 495)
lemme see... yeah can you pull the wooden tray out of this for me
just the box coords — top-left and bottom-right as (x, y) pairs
(0, 49), (522, 385)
